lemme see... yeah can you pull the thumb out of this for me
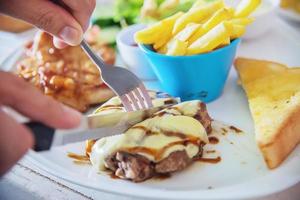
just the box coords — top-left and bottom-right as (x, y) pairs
(0, 0), (83, 46)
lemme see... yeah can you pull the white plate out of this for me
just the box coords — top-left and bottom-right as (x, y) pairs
(2, 19), (300, 199)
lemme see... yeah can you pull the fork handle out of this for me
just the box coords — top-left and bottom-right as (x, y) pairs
(80, 40), (109, 73)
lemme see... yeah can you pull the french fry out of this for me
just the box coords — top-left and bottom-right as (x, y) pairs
(230, 24), (246, 40)
(234, 0), (261, 18)
(135, 24), (162, 44)
(187, 22), (232, 55)
(167, 39), (188, 56)
(229, 17), (254, 26)
(157, 45), (168, 54)
(174, 23), (201, 41)
(153, 34), (171, 50)
(218, 36), (231, 48)
(161, 23), (201, 52)
(203, 7), (234, 30)
(172, 0), (224, 34)
(136, 0), (260, 55)
(135, 12), (183, 44)
(164, 23), (200, 53)
(188, 7), (233, 44)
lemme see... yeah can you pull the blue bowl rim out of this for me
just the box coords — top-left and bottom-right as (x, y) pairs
(138, 38), (241, 59)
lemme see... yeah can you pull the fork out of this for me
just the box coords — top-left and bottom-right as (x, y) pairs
(81, 40), (153, 111)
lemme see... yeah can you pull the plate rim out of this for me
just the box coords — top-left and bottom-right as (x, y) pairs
(26, 150), (300, 200)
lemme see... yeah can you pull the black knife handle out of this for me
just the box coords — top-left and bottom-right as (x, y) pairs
(25, 122), (55, 152)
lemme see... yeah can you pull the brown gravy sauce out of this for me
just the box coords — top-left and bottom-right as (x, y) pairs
(85, 140), (96, 156)
(130, 126), (198, 140)
(67, 152), (90, 162)
(196, 156), (221, 164)
(221, 128), (228, 134)
(109, 173), (120, 179)
(124, 124), (204, 160)
(163, 99), (177, 105)
(96, 105), (123, 112)
(100, 104), (122, 109)
(229, 126), (242, 134)
(122, 139), (200, 161)
(153, 173), (172, 180)
(73, 160), (91, 165)
(208, 136), (219, 144)
(205, 150), (216, 154)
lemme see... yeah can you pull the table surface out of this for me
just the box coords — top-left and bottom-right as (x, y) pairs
(0, 13), (300, 200)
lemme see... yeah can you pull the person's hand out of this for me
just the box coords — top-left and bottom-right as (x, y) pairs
(0, 0), (96, 48)
(0, 72), (82, 175)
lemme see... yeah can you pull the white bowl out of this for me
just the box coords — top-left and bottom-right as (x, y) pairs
(243, 0), (276, 40)
(116, 24), (157, 81)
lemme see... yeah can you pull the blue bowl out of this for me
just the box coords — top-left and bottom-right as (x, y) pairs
(139, 39), (240, 102)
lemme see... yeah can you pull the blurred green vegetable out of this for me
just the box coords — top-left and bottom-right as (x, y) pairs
(114, 0), (144, 25)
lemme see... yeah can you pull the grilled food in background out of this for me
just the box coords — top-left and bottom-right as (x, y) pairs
(17, 30), (116, 112)
(89, 100), (212, 182)
(235, 57), (300, 169)
(0, 14), (33, 33)
(280, 0), (300, 14)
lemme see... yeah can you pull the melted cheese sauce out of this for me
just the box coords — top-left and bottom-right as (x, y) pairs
(90, 100), (209, 171)
(93, 91), (176, 115)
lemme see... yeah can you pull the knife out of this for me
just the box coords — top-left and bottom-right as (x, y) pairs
(25, 104), (175, 152)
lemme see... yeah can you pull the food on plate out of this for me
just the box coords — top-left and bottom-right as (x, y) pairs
(17, 31), (115, 112)
(235, 57), (300, 169)
(85, 91), (179, 153)
(135, 0), (261, 56)
(89, 100), (212, 182)
(280, 0), (300, 14)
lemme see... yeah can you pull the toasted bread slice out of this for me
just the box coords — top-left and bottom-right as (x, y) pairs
(235, 57), (300, 169)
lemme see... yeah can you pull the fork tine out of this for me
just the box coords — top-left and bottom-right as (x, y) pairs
(133, 88), (147, 109)
(138, 84), (153, 108)
(120, 94), (134, 111)
(127, 91), (140, 110)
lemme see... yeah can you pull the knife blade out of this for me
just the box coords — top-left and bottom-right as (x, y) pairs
(25, 103), (176, 151)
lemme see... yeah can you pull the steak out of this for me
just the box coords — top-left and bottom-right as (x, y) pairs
(105, 145), (204, 182)
(90, 100), (212, 182)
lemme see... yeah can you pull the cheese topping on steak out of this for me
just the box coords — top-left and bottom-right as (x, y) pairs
(93, 91), (177, 115)
(90, 100), (209, 171)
